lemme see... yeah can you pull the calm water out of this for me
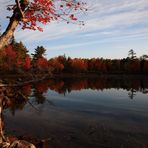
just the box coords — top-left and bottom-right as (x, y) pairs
(3, 77), (148, 147)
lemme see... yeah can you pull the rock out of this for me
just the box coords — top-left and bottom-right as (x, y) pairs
(9, 140), (36, 148)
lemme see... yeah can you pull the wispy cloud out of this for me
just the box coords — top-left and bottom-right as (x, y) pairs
(13, 0), (148, 43)
(45, 28), (148, 51)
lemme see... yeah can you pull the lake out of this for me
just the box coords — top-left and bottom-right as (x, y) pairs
(3, 76), (148, 147)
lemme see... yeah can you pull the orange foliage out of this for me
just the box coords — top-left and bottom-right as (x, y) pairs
(70, 58), (87, 72)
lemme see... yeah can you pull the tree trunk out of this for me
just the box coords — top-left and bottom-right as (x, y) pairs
(0, 13), (19, 50)
(0, 92), (6, 144)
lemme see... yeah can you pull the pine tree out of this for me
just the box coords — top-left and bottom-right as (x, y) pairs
(128, 49), (136, 60)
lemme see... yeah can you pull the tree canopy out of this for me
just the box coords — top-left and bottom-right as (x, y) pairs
(0, 0), (87, 50)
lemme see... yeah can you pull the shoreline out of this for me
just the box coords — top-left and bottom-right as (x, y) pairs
(0, 73), (148, 78)
(51, 73), (148, 79)
(0, 73), (148, 87)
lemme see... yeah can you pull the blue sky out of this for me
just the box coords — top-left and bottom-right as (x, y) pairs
(0, 0), (148, 59)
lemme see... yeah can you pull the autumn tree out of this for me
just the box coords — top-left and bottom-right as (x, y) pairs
(23, 55), (32, 70)
(36, 57), (48, 72)
(0, 41), (32, 73)
(11, 40), (31, 71)
(0, 0), (87, 50)
(32, 46), (48, 72)
(0, 45), (17, 72)
(70, 58), (87, 72)
(48, 58), (64, 73)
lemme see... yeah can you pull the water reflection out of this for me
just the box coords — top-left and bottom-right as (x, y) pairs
(128, 88), (136, 99)
(0, 85), (31, 146)
(41, 77), (148, 99)
(0, 77), (148, 119)
(0, 77), (148, 147)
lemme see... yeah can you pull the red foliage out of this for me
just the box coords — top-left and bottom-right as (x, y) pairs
(16, 0), (87, 31)
(71, 80), (88, 90)
(24, 55), (32, 70)
(48, 58), (64, 73)
(70, 58), (87, 72)
(4, 45), (16, 58)
(3, 45), (17, 70)
(16, 58), (23, 67)
(36, 57), (48, 70)
(35, 82), (48, 93)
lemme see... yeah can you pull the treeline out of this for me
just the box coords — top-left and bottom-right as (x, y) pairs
(49, 54), (148, 74)
(0, 41), (148, 75)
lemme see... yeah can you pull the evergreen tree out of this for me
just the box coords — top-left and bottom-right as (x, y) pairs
(32, 46), (46, 61)
(12, 41), (28, 60)
(128, 49), (136, 60)
(32, 46), (47, 72)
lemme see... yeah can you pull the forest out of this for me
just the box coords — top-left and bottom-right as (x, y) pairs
(0, 41), (148, 75)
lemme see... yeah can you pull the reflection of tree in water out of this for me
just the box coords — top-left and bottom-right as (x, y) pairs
(0, 85), (36, 147)
(30, 78), (148, 101)
(46, 78), (148, 98)
(32, 82), (48, 104)
(32, 89), (46, 104)
(0, 81), (56, 147)
(0, 77), (148, 146)
(2, 86), (29, 115)
(128, 88), (136, 99)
